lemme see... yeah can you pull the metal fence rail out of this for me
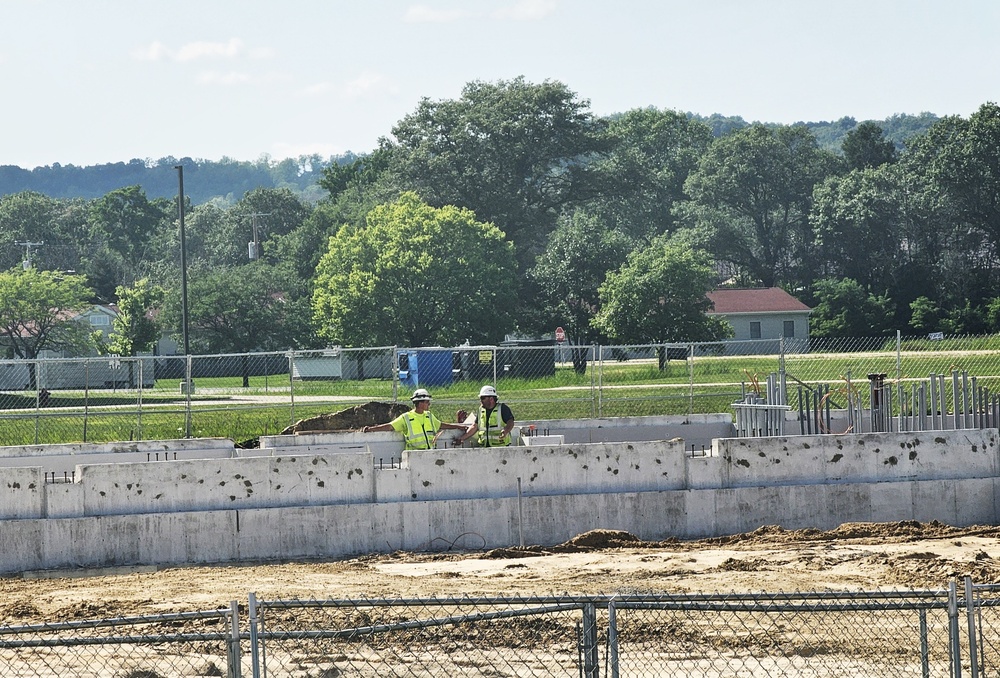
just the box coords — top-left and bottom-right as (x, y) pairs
(2, 580), (999, 678)
(5, 333), (1000, 446)
(0, 606), (240, 678)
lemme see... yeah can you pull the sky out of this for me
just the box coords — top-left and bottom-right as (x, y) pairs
(1, 0), (998, 170)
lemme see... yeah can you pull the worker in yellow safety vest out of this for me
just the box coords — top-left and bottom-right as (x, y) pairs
(363, 389), (470, 450)
(455, 385), (515, 447)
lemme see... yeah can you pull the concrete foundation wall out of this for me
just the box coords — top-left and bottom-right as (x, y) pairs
(2, 475), (998, 574)
(0, 426), (998, 574)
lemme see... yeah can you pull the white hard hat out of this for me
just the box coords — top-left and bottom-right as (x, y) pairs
(479, 385), (498, 398)
(411, 388), (432, 402)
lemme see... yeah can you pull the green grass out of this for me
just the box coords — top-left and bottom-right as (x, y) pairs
(6, 344), (1000, 446)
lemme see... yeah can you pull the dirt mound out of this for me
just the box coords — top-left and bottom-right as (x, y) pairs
(281, 401), (410, 435)
(552, 529), (645, 552)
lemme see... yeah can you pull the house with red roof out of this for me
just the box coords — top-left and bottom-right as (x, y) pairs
(706, 288), (811, 351)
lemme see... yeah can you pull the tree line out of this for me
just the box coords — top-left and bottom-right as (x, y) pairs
(0, 77), (989, 371)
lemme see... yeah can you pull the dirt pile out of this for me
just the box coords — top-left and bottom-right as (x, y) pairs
(280, 401), (409, 435)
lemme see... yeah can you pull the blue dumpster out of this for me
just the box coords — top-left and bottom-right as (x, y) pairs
(397, 349), (454, 388)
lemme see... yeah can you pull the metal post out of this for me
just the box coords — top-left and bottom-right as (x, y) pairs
(966, 576), (980, 678)
(581, 602), (599, 678)
(184, 354), (193, 438)
(607, 601), (620, 678)
(175, 165), (190, 358)
(288, 350), (295, 427)
(136, 358), (143, 440)
(919, 608), (930, 678)
(949, 579), (962, 678)
(228, 599), (243, 678)
(516, 477), (524, 548)
(248, 592), (262, 678)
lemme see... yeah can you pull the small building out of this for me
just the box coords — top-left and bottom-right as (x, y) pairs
(706, 288), (811, 354)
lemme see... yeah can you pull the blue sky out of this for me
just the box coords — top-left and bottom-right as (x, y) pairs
(1, 0), (997, 169)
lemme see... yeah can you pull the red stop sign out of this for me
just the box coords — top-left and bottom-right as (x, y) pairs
(555, 326), (566, 342)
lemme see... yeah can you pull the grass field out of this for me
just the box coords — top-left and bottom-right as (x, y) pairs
(4, 344), (1000, 446)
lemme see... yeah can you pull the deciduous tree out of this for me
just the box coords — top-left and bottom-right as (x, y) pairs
(591, 236), (730, 368)
(312, 192), (516, 347)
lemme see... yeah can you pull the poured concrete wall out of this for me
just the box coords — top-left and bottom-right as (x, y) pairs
(0, 426), (998, 574)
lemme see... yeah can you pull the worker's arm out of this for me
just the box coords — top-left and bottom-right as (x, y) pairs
(362, 422), (394, 433)
(439, 421), (470, 431)
(499, 404), (515, 439)
(454, 420), (477, 444)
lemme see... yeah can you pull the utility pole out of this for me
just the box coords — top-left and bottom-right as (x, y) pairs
(15, 241), (44, 270)
(245, 212), (271, 260)
(175, 166), (190, 357)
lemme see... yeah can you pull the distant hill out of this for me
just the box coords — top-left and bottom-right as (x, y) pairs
(0, 112), (942, 204)
(689, 112), (940, 152)
(0, 154), (358, 205)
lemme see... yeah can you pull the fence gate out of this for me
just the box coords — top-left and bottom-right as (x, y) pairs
(248, 593), (598, 677)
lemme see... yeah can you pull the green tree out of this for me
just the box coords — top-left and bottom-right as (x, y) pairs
(841, 121), (897, 170)
(809, 278), (895, 337)
(921, 103), (1000, 252)
(161, 262), (311, 387)
(586, 108), (713, 240)
(810, 165), (906, 295)
(591, 236), (730, 368)
(678, 124), (839, 288)
(0, 267), (94, 386)
(87, 186), (173, 299)
(529, 209), (633, 373)
(380, 78), (606, 267)
(908, 296), (942, 334)
(98, 278), (163, 386)
(312, 192), (516, 347)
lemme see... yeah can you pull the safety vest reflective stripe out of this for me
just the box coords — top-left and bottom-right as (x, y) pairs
(477, 405), (507, 447)
(402, 412), (436, 450)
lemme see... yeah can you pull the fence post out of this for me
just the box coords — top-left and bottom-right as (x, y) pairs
(966, 576), (980, 678)
(949, 579), (963, 678)
(136, 357), (143, 441)
(287, 350), (295, 427)
(581, 602), (599, 678)
(919, 608), (930, 678)
(184, 354), (193, 438)
(228, 599), (243, 678)
(896, 330), (902, 382)
(248, 592), (262, 678)
(607, 599), (620, 678)
(688, 343), (695, 417)
(592, 345), (598, 418)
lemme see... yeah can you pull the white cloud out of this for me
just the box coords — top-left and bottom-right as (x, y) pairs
(404, 4), (470, 22)
(175, 38), (245, 62)
(490, 0), (558, 21)
(132, 41), (172, 61)
(341, 70), (398, 100)
(132, 38), (262, 63)
(197, 71), (253, 86)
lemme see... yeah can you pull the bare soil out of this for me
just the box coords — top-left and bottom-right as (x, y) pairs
(3, 521), (1000, 626)
(279, 400), (410, 435)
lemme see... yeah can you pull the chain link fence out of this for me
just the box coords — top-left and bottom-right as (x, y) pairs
(0, 606), (240, 678)
(4, 333), (1000, 446)
(4, 580), (999, 677)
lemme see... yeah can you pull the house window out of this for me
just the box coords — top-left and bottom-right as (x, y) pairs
(749, 321), (761, 339)
(89, 316), (109, 326)
(783, 320), (795, 338)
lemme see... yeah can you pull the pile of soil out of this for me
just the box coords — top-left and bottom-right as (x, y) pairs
(280, 401), (410, 435)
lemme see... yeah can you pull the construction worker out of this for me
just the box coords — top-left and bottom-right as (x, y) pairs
(363, 389), (470, 450)
(455, 385), (515, 447)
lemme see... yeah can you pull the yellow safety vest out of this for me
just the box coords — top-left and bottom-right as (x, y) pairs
(477, 405), (509, 447)
(400, 411), (440, 450)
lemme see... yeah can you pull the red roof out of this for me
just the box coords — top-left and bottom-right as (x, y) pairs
(706, 288), (810, 314)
